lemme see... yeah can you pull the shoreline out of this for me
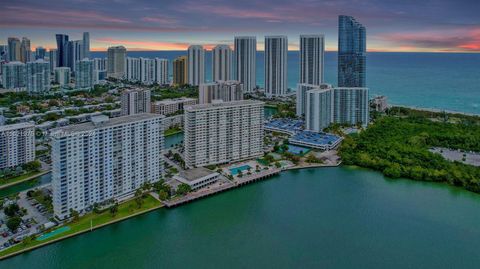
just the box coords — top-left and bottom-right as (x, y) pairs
(0, 195), (163, 260)
(0, 170), (50, 191)
(388, 104), (480, 117)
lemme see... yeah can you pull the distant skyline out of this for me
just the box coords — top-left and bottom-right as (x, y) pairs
(0, 0), (479, 52)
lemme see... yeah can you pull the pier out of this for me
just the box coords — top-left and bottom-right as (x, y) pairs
(162, 168), (282, 208)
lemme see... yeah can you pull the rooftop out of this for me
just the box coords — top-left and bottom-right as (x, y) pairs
(51, 113), (164, 134)
(290, 130), (341, 146)
(0, 122), (35, 132)
(179, 167), (218, 181)
(265, 118), (304, 133)
(185, 100), (264, 111)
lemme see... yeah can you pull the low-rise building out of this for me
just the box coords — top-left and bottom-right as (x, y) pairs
(151, 97), (197, 116)
(174, 167), (219, 190)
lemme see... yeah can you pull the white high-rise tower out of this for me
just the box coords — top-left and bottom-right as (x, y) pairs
(300, 35), (324, 85)
(212, 45), (232, 82)
(187, 45), (205, 86)
(234, 36), (256, 92)
(264, 36), (288, 98)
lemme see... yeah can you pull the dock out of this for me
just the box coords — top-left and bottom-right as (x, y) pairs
(162, 168), (282, 208)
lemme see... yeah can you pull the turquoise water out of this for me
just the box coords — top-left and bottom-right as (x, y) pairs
(0, 173), (51, 198)
(229, 165), (251, 175)
(92, 51), (480, 114)
(36, 226), (70, 241)
(4, 167), (480, 268)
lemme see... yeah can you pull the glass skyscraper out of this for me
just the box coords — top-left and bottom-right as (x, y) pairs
(338, 15), (366, 87)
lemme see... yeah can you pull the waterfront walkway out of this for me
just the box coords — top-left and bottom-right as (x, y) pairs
(162, 168), (282, 208)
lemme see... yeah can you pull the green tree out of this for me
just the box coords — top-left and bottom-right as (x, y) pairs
(7, 216), (22, 231)
(4, 203), (20, 217)
(135, 189), (144, 208)
(110, 203), (119, 217)
(70, 209), (80, 222)
(159, 190), (169, 201)
(176, 183), (191, 196)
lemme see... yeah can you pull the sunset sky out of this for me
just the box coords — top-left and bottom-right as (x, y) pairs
(0, 0), (479, 52)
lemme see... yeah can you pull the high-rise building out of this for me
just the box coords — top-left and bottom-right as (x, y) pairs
(0, 122), (35, 170)
(300, 35), (325, 85)
(107, 46), (126, 79)
(151, 97), (197, 116)
(184, 100), (264, 168)
(26, 59), (50, 93)
(333, 87), (369, 126)
(187, 45), (205, 86)
(35, 47), (47, 60)
(173, 56), (187, 85)
(55, 34), (69, 67)
(125, 57), (141, 81)
(234, 36), (256, 92)
(154, 58), (168, 85)
(48, 49), (57, 73)
(305, 87), (334, 132)
(20, 37), (31, 63)
(296, 83), (332, 117)
(198, 80), (243, 104)
(0, 45), (9, 62)
(93, 58), (107, 71)
(139, 57), (155, 84)
(51, 114), (164, 219)
(121, 89), (151, 115)
(54, 67), (71, 86)
(264, 36), (288, 98)
(212, 45), (232, 82)
(338, 15), (366, 87)
(67, 40), (83, 72)
(8, 37), (21, 62)
(75, 59), (94, 89)
(82, 32), (90, 59)
(2, 62), (26, 90)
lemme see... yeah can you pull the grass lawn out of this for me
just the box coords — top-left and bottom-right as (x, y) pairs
(165, 127), (182, 136)
(0, 171), (46, 189)
(0, 195), (162, 259)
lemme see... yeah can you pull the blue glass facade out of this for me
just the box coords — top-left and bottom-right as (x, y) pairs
(338, 15), (366, 87)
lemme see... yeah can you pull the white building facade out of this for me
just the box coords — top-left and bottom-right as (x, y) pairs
(51, 114), (164, 219)
(234, 36), (256, 92)
(264, 36), (288, 98)
(333, 87), (369, 126)
(297, 83), (332, 117)
(121, 89), (151, 115)
(198, 80), (243, 104)
(2, 61), (26, 90)
(212, 45), (232, 82)
(75, 59), (94, 89)
(0, 122), (35, 170)
(306, 88), (334, 132)
(151, 97), (197, 116)
(26, 59), (50, 93)
(300, 35), (325, 85)
(55, 67), (71, 86)
(187, 45), (205, 86)
(184, 100), (264, 168)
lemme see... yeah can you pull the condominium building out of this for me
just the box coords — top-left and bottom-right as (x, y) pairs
(173, 56), (188, 85)
(121, 89), (151, 115)
(371, 95), (388, 112)
(300, 35), (325, 85)
(151, 97), (197, 116)
(20, 37), (31, 63)
(8, 37), (21, 62)
(93, 58), (107, 71)
(212, 45), (232, 82)
(35, 47), (46, 60)
(198, 80), (243, 104)
(338, 15), (366, 87)
(333, 87), (369, 126)
(67, 40), (83, 72)
(55, 67), (71, 86)
(265, 36), (288, 98)
(75, 59), (94, 89)
(48, 49), (57, 73)
(184, 100), (264, 168)
(125, 57), (140, 81)
(83, 32), (90, 59)
(234, 36), (256, 92)
(0, 45), (8, 62)
(107, 46), (127, 79)
(154, 58), (169, 85)
(51, 114), (165, 219)
(297, 83), (332, 117)
(306, 87), (334, 132)
(55, 34), (69, 67)
(0, 122), (35, 170)
(2, 61), (26, 90)
(187, 45), (205, 86)
(26, 59), (51, 93)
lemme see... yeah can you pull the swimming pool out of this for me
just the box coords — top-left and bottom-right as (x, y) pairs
(36, 226), (71, 241)
(229, 165), (251, 175)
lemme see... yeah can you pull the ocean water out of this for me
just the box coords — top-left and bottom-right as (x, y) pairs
(92, 51), (480, 114)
